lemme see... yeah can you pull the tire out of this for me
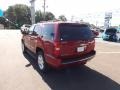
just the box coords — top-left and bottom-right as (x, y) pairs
(37, 51), (49, 72)
(21, 41), (27, 53)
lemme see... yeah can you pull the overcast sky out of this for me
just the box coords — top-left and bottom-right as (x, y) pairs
(0, 0), (120, 25)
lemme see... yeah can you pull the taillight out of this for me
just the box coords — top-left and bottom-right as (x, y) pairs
(54, 42), (61, 57)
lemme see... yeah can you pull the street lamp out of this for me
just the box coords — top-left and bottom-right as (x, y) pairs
(29, 0), (36, 24)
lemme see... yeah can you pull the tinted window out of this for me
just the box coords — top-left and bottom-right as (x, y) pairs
(59, 24), (93, 41)
(42, 24), (54, 41)
(105, 28), (117, 34)
(34, 25), (42, 36)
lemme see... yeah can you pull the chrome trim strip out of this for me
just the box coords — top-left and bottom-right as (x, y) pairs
(46, 54), (56, 59)
(62, 55), (95, 65)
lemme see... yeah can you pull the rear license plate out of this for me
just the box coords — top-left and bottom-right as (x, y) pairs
(77, 47), (84, 52)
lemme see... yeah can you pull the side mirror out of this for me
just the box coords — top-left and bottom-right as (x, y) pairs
(32, 31), (38, 36)
(92, 30), (99, 38)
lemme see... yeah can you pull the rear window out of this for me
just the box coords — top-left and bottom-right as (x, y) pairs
(105, 28), (117, 34)
(59, 24), (93, 41)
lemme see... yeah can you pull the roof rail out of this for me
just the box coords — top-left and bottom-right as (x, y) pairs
(39, 19), (65, 23)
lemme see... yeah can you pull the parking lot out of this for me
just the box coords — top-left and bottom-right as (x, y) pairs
(0, 30), (120, 90)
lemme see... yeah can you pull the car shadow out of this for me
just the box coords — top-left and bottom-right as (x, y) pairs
(103, 39), (120, 43)
(23, 53), (120, 90)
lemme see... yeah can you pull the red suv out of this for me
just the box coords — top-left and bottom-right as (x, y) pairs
(21, 22), (96, 72)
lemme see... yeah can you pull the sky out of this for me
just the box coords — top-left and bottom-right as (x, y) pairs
(0, 0), (120, 26)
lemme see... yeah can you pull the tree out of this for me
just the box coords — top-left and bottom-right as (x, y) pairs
(58, 15), (67, 21)
(0, 17), (5, 24)
(45, 12), (55, 21)
(0, 17), (9, 28)
(5, 4), (31, 28)
(35, 10), (44, 23)
(5, 4), (55, 28)
(35, 11), (55, 22)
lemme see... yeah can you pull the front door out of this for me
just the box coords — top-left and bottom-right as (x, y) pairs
(27, 24), (36, 51)
(30, 24), (43, 53)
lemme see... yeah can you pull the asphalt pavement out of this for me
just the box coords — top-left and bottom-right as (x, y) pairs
(0, 30), (120, 90)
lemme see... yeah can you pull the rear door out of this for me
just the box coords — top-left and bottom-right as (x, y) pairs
(59, 23), (95, 57)
(42, 24), (55, 56)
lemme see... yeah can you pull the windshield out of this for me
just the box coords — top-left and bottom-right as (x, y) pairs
(59, 24), (93, 41)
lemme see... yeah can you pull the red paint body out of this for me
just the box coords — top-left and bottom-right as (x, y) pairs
(22, 22), (96, 68)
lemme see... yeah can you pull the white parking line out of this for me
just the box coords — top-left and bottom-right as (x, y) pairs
(96, 39), (120, 46)
(98, 52), (120, 54)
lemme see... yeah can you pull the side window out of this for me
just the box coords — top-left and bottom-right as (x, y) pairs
(42, 24), (54, 41)
(34, 25), (42, 36)
(29, 25), (35, 34)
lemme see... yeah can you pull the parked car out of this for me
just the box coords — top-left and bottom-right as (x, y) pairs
(21, 24), (31, 33)
(21, 22), (96, 72)
(102, 28), (120, 42)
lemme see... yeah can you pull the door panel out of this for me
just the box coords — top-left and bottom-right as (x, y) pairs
(43, 40), (54, 56)
(41, 24), (55, 56)
(27, 24), (36, 52)
(24, 35), (31, 50)
(30, 35), (38, 53)
(29, 24), (43, 53)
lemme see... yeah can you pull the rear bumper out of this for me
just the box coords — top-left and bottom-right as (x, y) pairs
(61, 50), (96, 65)
(46, 50), (96, 68)
(62, 54), (95, 65)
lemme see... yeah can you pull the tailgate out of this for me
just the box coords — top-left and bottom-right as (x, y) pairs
(60, 40), (95, 58)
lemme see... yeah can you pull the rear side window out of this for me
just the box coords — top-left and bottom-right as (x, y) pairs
(42, 24), (54, 41)
(34, 25), (42, 36)
(59, 24), (93, 41)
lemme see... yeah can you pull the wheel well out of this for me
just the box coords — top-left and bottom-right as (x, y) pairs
(36, 47), (43, 54)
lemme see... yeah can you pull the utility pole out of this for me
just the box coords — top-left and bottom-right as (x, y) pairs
(71, 16), (74, 21)
(96, 21), (98, 27)
(29, 0), (36, 24)
(104, 12), (112, 29)
(43, 0), (47, 20)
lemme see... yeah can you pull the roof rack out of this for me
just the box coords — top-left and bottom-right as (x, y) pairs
(39, 19), (64, 23)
